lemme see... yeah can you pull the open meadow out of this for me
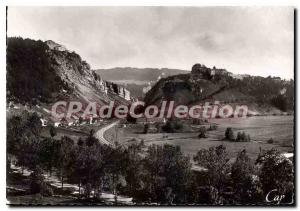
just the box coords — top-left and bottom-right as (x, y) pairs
(114, 116), (294, 160)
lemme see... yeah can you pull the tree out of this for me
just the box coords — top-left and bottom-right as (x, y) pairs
(29, 167), (53, 196)
(143, 123), (150, 134)
(49, 125), (57, 138)
(105, 145), (127, 204)
(7, 115), (24, 155)
(236, 132), (242, 141)
(38, 137), (57, 176)
(246, 134), (251, 142)
(55, 136), (76, 189)
(270, 95), (288, 111)
(72, 143), (106, 199)
(16, 137), (40, 172)
(267, 138), (274, 144)
(142, 144), (192, 204)
(79, 116), (84, 124)
(162, 120), (183, 133)
(198, 126), (207, 138)
(225, 127), (235, 141)
(77, 137), (84, 146)
(7, 112), (43, 172)
(123, 144), (143, 198)
(231, 150), (262, 203)
(161, 145), (192, 204)
(86, 129), (98, 147)
(236, 131), (250, 142)
(193, 145), (230, 204)
(256, 148), (294, 201)
(208, 124), (217, 131)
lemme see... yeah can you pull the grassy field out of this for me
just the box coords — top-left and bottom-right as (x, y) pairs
(114, 116), (293, 160)
(39, 115), (293, 161)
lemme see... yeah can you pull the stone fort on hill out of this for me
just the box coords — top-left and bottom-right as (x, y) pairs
(191, 63), (231, 80)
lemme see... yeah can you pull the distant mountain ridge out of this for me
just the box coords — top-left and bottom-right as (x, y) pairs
(95, 67), (188, 98)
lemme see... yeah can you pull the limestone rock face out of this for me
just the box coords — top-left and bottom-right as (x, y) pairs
(7, 37), (132, 106)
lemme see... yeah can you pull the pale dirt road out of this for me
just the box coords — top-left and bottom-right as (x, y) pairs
(94, 120), (119, 147)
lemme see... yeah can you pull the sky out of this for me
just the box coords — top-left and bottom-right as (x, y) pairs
(7, 7), (294, 79)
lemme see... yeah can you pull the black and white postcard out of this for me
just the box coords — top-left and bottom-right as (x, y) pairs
(6, 6), (295, 206)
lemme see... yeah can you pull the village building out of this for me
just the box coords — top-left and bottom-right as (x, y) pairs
(60, 117), (69, 127)
(124, 88), (131, 101)
(54, 122), (61, 127)
(40, 118), (48, 127)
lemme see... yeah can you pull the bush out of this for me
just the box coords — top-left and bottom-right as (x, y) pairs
(225, 127), (235, 141)
(143, 123), (150, 134)
(192, 118), (203, 125)
(199, 126), (206, 133)
(267, 138), (274, 144)
(162, 120), (183, 133)
(246, 134), (250, 142)
(198, 133), (207, 139)
(49, 125), (57, 138)
(236, 132), (250, 142)
(139, 139), (145, 147)
(208, 124), (218, 131)
(198, 126), (207, 138)
(155, 122), (162, 133)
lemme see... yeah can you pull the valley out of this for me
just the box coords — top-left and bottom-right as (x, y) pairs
(6, 37), (295, 205)
(109, 115), (294, 160)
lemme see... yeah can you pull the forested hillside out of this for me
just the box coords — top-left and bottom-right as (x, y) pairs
(7, 37), (70, 103)
(7, 37), (131, 106)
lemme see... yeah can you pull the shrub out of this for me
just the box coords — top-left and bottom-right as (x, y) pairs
(199, 126), (206, 133)
(236, 132), (250, 142)
(173, 121), (183, 130)
(139, 139), (145, 147)
(267, 138), (274, 144)
(155, 122), (162, 133)
(77, 138), (84, 146)
(198, 133), (207, 139)
(225, 127), (235, 141)
(192, 118), (202, 125)
(246, 134), (251, 142)
(143, 123), (150, 134)
(208, 124), (218, 131)
(198, 126), (207, 138)
(49, 125), (57, 138)
(162, 120), (183, 133)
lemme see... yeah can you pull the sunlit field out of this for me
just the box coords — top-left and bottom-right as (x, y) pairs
(116, 116), (293, 160)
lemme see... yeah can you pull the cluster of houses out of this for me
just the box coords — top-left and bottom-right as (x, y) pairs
(40, 115), (104, 128)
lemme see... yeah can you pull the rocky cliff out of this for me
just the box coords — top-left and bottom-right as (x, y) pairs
(95, 67), (188, 99)
(7, 37), (131, 106)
